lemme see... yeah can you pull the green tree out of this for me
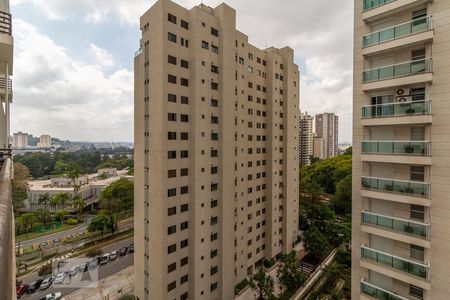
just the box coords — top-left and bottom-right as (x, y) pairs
(15, 215), (26, 235)
(38, 263), (53, 277)
(88, 213), (108, 239)
(333, 175), (352, 215)
(277, 252), (306, 293)
(38, 193), (51, 210)
(303, 226), (330, 259)
(249, 267), (274, 300)
(35, 208), (50, 227)
(55, 210), (68, 224)
(73, 196), (85, 218)
(21, 212), (37, 237)
(53, 160), (69, 175)
(12, 163), (30, 210)
(52, 192), (70, 210)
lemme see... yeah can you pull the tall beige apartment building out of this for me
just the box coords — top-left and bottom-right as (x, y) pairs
(0, 0), (12, 150)
(13, 131), (28, 148)
(315, 113), (339, 159)
(353, 0), (450, 299)
(134, 0), (300, 299)
(38, 134), (52, 147)
(299, 111), (313, 166)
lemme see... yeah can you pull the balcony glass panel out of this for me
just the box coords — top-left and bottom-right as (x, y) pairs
(363, 58), (431, 82)
(362, 100), (431, 119)
(363, 17), (432, 47)
(361, 279), (408, 300)
(361, 176), (429, 197)
(361, 246), (428, 279)
(363, 0), (396, 11)
(362, 141), (430, 156)
(361, 211), (429, 238)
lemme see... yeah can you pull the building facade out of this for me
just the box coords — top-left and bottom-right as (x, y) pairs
(37, 134), (51, 147)
(315, 113), (338, 159)
(13, 131), (28, 148)
(134, 1), (300, 299)
(299, 111), (313, 166)
(353, 0), (450, 299)
(312, 133), (324, 160)
(0, 0), (12, 150)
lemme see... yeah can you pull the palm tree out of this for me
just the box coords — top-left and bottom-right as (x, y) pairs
(49, 196), (59, 212)
(58, 192), (70, 210)
(21, 212), (37, 237)
(38, 193), (51, 210)
(73, 196), (85, 219)
(35, 208), (50, 227)
(55, 210), (68, 225)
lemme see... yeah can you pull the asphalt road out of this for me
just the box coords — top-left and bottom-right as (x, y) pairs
(18, 215), (95, 249)
(19, 237), (134, 300)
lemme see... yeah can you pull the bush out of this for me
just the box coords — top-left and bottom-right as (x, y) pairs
(38, 263), (52, 277)
(66, 218), (78, 225)
(86, 247), (103, 258)
(263, 258), (276, 269)
(234, 278), (249, 295)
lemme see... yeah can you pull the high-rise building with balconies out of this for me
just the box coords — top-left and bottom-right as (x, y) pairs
(134, 0), (300, 299)
(13, 131), (28, 148)
(315, 112), (339, 159)
(353, 0), (450, 299)
(38, 134), (52, 148)
(299, 111), (314, 166)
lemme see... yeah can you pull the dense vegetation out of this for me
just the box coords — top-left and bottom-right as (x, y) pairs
(14, 150), (133, 178)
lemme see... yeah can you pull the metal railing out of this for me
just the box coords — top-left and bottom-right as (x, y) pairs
(361, 210), (430, 239)
(361, 277), (409, 300)
(361, 141), (431, 156)
(361, 176), (430, 197)
(361, 244), (429, 279)
(135, 48), (142, 57)
(362, 100), (431, 119)
(0, 10), (12, 36)
(363, 0), (396, 11)
(363, 16), (432, 47)
(0, 158), (15, 300)
(363, 58), (432, 82)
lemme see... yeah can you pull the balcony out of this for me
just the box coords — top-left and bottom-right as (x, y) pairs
(0, 75), (12, 102)
(362, 59), (432, 91)
(363, 0), (396, 11)
(0, 158), (15, 300)
(362, 0), (431, 23)
(0, 11), (12, 36)
(361, 140), (431, 164)
(361, 100), (432, 126)
(362, 16), (433, 56)
(361, 210), (429, 239)
(361, 244), (429, 280)
(135, 47), (142, 57)
(361, 176), (430, 198)
(360, 278), (408, 300)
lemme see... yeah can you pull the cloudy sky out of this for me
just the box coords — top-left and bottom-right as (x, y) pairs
(9, 0), (353, 143)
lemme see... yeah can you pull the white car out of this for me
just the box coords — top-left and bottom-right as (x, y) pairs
(110, 250), (119, 261)
(99, 253), (110, 265)
(69, 265), (79, 277)
(53, 272), (66, 284)
(44, 292), (62, 299)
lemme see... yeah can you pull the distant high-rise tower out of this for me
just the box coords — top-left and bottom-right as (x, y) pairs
(299, 112), (313, 165)
(0, 0), (13, 149)
(315, 113), (338, 159)
(37, 134), (51, 148)
(134, 0), (300, 299)
(13, 132), (28, 148)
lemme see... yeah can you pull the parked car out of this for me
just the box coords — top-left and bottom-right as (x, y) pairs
(88, 259), (98, 270)
(80, 262), (88, 272)
(69, 265), (79, 277)
(26, 279), (43, 293)
(128, 243), (134, 253)
(40, 277), (54, 290)
(110, 250), (119, 261)
(16, 283), (28, 298)
(99, 253), (110, 265)
(119, 246), (128, 256)
(54, 272), (67, 284)
(43, 292), (62, 300)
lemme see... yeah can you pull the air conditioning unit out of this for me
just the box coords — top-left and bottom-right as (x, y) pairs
(396, 88), (411, 97)
(398, 96), (411, 102)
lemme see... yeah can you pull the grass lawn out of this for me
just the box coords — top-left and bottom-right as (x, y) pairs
(15, 223), (81, 243)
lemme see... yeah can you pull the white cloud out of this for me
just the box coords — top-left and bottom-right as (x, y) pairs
(89, 44), (114, 67)
(11, 19), (133, 141)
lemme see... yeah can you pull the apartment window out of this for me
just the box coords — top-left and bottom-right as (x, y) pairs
(202, 41), (209, 49)
(181, 256), (188, 266)
(168, 169), (177, 178)
(181, 293), (188, 300)
(210, 266), (218, 275)
(211, 216), (218, 225)
(180, 186), (189, 194)
(210, 282), (218, 292)
(211, 232), (218, 241)
(168, 113), (177, 121)
(211, 183), (218, 191)
(178, 59), (188, 69)
(248, 53), (253, 60)
(181, 19), (189, 30)
(410, 244), (425, 261)
(181, 221), (188, 230)
(181, 96), (189, 104)
(211, 116), (219, 124)
(168, 55), (177, 65)
(211, 45), (219, 54)
(180, 168), (188, 176)
(181, 114), (189, 122)
(211, 27), (219, 37)
(211, 166), (218, 174)
(239, 57), (244, 64)
(181, 203), (188, 212)
(180, 239), (188, 248)
(168, 75), (177, 84)
(180, 274), (188, 284)
(409, 285), (424, 299)
(168, 281), (176, 292)
(181, 150), (189, 158)
(168, 32), (177, 43)
(168, 93), (177, 102)
(211, 65), (219, 74)
(168, 151), (177, 159)
(168, 13), (177, 24)
(168, 225), (176, 235)
(181, 78), (189, 87)
(168, 244), (176, 254)
(168, 206), (177, 216)
(168, 188), (176, 197)
(211, 99), (218, 107)
(211, 199), (218, 208)
(211, 149), (218, 157)
(248, 66), (253, 73)
(211, 82), (219, 90)
(410, 166), (425, 181)
(168, 262), (176, 273)
(211, 133), (219, 140)
(168, 132), (177, 140)
(181, 132), (189, 140)
(180, 38), (189, 47)
(211, 249), (218, 258)
(411, 205), (425, 221)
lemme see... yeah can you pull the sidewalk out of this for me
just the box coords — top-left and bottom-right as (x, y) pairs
(64, 266), (134, 300)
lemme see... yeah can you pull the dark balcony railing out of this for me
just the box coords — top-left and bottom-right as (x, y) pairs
(0, 11), (12, 36)
(0, 158), (15, 300)
(361, 141), (431, 156)
(362, 100), (431, 119)
(361, 176), (430, 197)
(0, 76), (12, 92)
(363, 58), (432, 82)
(363, 0), (396, 11)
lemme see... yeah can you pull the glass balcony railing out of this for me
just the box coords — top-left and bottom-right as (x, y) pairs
(363, 0), (396, 11)
(363, 58), (432, 82)
(361, 210), (430, 239)
(361, 176), (430, 197)
(361, 244), (429, 279)
(135, 48), (143, 57)
(363, 16), (432, 47)
(362, 100), (431, 119)
(361, 278), (408, 300)
(362, 141), (430, 156)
